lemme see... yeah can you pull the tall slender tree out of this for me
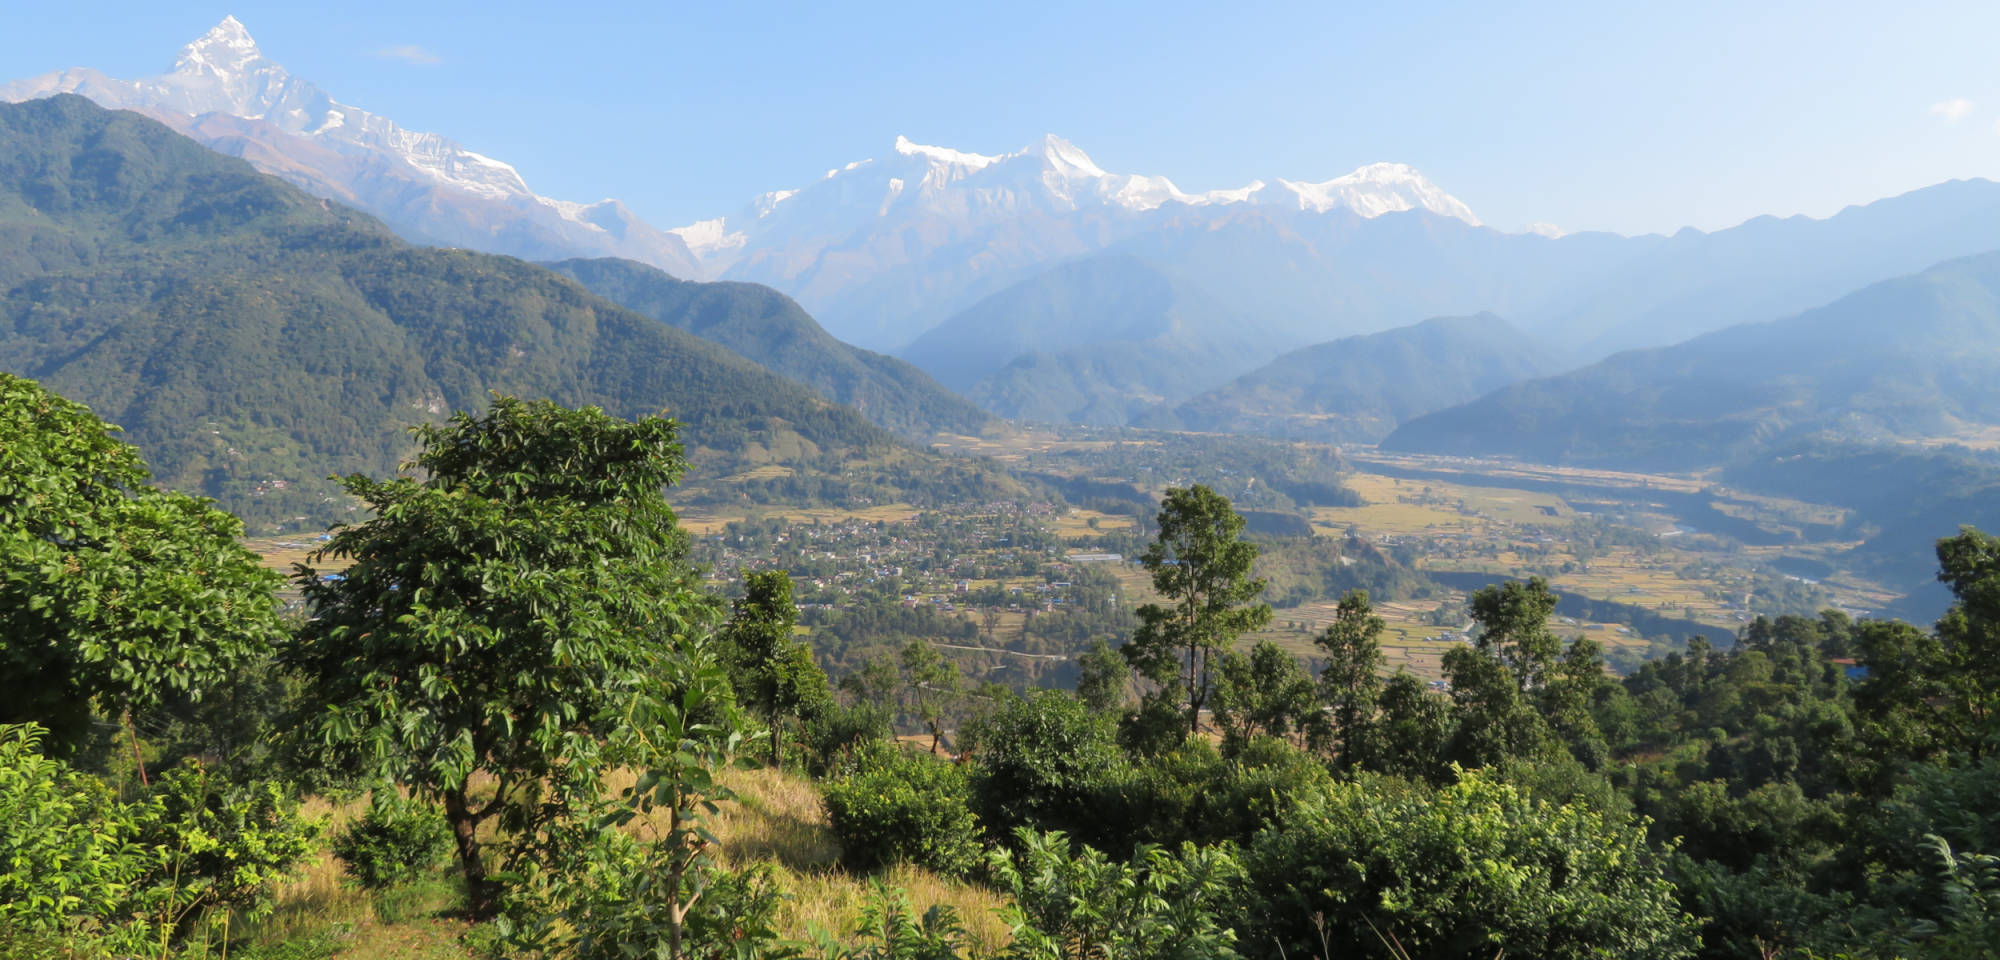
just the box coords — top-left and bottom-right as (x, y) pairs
(1121, 485), (1272, 736)
(718, 570), (831, 767)
(1315, 589), (1387, 768)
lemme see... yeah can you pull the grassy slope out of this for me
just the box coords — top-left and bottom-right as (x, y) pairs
(234, 764), (1009, 958)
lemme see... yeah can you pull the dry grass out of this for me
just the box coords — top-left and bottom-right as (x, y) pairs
(709, 765), (1012, 950)
(233, 764), (1014, 955)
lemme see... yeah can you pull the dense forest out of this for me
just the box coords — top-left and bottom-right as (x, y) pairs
(8, 372), (2000, 959)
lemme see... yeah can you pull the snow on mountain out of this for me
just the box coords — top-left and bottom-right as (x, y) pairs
(680, 133), (1479, 275)
(1, 16), (702, 278)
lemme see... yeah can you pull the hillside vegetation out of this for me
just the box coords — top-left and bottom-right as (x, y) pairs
(0, 95), (998, 528)
(544, 256), (992, 440)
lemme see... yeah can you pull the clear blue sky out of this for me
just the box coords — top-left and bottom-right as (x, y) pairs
(6, 1), (1998, 235)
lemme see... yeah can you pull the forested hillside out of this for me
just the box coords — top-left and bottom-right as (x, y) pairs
(544, 256), (992, 440)
(0, 95), (985, 528)
(1143, 313), (1556, 441)
(1384, 251), (2000, 469)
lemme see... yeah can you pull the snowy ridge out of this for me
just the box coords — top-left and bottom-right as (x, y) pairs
(679, 133), (1480, 271)
(0, 16), (701, 277)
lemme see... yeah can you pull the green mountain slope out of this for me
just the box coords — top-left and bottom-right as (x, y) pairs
(541, 257), (991, 440)
(1141, 314), (1556, 442)
(0, 96), (976, 529)
(1381, 251), (2000, 469)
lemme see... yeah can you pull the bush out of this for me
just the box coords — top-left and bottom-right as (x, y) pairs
(332, 797), (452, 889)
(966, 690), (1124, 842)
(0, 724), (320, 953)
(1246, 770), (1700, 960)
(822, 746), (983, 878)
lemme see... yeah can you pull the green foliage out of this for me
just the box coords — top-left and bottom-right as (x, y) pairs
(545, 257), (992, 440)
(990, 828), (1246, 960)
(286, 396), (719, 915)
(1247, 770), (1701, 960)
(1210, 640), (1320, 753)
(1122, 485), (1272, 737)
(0, 724), (320, 955)
(0, 372), (284, 753)
(1073, 639), (1129, 714)
(501, 646), (751, 960)
(901, 639), (963, 754)
(331, 796), (452, 890)
(967, 691), (1123, 843)
(720, 571), (833, 767)
(822, 746), (984, 878)
(808, 881), (973, 960)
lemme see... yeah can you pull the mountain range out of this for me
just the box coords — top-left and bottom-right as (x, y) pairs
(1140, 314), (1558, 442)
(18, 17), (2000, 437)
(0, 95), (1017, 530)
(0, 17), (704, 280)
(1382, 252), (2000, 470)
(540, 257), (992, 439)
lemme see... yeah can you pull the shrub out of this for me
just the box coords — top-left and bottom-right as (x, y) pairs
(331, 797), (452, 889)
(1246, 769), (1700, 960)
(822, 747), (983, 878)
(966, 690), (1124, 842)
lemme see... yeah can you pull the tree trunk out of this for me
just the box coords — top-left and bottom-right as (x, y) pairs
(771, 719), (783, 770)
(442, 787), (496, 918)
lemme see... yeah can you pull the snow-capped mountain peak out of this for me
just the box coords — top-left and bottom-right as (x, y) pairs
(171, 15), (263, 81)
(894, 135), (1001, 171)
(679, 134), (1482, 273)
(1269, 162), (1481, 224)
(0, 17), (703, 278)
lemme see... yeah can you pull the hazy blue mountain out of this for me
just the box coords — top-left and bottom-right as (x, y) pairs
(899, 256), (1273, 424)
(1142, 314), (1558, 442)
(542, 257), (991, 440)
(1382, 251), (2000, 470)
(0, 96), (929, 528)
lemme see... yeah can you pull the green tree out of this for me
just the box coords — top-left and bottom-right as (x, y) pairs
(901, 640), (963, 754)
(0, 374), (284, 755)
(285, 397), (717, 917)
(1468, 577), (1564, 692)
(1315, 589), (1386, 768)
(1374, 673), (1454, 782)
(1122, 485), (1272, 736)
(1075, 638), (1131, 714)
(720, 571), (832, 766)
(1212, 641), (1319, 753)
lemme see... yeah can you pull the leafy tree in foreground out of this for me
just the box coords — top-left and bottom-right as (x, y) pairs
(720, 570), (832, 766)
(1122, 485), (1271, 736)
(0, 373), (284, 755)
(285, 396), (717, 917)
